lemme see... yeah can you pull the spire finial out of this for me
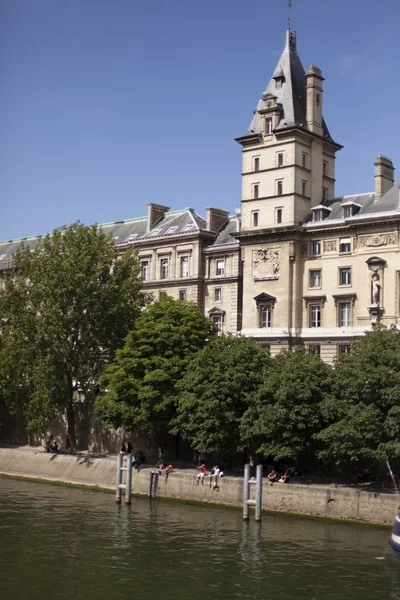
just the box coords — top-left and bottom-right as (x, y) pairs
(288, 0), (292, 30)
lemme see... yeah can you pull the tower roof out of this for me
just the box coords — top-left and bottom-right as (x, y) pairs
(238, 28), (335, 142)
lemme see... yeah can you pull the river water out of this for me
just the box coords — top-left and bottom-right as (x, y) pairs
(0, 478), (399, 600)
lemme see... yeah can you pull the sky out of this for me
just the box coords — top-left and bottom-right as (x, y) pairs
(1, 0), (400, 241)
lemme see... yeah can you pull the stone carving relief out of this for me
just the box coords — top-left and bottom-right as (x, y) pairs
(253, 249), (281, 281)
(354, 233), (396, 249)
(323, 240), (337, 253)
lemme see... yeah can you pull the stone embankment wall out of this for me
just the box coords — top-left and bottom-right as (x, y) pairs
(0, 447), (398, 525)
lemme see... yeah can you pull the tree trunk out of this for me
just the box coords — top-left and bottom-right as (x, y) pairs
(66, 384), (77, 450)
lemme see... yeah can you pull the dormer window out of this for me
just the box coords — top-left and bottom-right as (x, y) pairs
(273, 69), (285, 90)
(265, 118), (273, 135)
(311, 205), (331, 222)
(342, 202), (361, 218)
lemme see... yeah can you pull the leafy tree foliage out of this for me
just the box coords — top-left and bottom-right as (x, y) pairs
(316, 326), (400, 465)
(95, 297), (217, 432)
(171, 336), (271, 454)
(240, 346), (332, 462)
(0, 222), (145, 447)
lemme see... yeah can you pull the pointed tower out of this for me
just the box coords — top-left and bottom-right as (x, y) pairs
(236, 28), (342, 231)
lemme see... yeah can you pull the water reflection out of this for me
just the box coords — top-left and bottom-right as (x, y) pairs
(0, 479), (399, 600)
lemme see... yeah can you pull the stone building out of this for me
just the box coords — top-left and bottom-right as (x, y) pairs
(1, 26), (399, 364)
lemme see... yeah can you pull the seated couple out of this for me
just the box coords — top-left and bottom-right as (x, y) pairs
(268, 469), (290, 484)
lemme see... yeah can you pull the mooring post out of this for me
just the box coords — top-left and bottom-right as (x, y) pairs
(243, 463), (250, 520)
(125, 453), (133, 504)
(255, 464), (263, 521)
(153, 471), (159, 496)
(149, 471), (154, 498)
(116, 453), (123, 504)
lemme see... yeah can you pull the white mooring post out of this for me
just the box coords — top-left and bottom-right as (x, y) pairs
(243, 463), (263, 521)
(125, 453), (133, 504)
(116, 453), (133, 504)
(243, 463), (250, 520)
(255, 464), (263, 522)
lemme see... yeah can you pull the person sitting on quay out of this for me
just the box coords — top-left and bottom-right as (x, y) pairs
(120, 442), (127, 455)
(278, 472), (290, 484)
(52, 440), (59, 453)
(44, 435), (54, 453)
(268, 469), (277, 484)
(209, 465), (224, 488)
(197, 464), (207, 485)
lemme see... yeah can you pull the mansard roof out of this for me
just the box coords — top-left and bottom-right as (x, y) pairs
(0, 207), (234, 271)
(238, 28), (334, 143)
(209, 216), (240, 247)
(303, 182), (400, 228)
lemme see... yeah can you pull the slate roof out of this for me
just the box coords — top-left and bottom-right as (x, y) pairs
(238, 28), (335, 143)
(209, 216), (240, 247)
(303, 182), (400, 227)
(0, 207), (233, 271)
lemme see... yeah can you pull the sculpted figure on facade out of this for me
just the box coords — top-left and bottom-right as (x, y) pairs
(370, 270), (381, 306)
(253, 249), (281, 281)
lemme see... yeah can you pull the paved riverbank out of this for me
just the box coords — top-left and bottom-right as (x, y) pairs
(0, 446), (398, 524)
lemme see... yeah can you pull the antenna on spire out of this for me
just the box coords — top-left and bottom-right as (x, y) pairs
(288, 0), (292, 30)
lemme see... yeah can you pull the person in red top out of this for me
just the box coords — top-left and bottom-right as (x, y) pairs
(196, 464), (207, 485)
(65, 435), (71, 453)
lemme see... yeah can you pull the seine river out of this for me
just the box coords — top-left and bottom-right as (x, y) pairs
(1, 478), (400, 600)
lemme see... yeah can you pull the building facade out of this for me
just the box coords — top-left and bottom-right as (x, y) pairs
(1, 27), (399, 363)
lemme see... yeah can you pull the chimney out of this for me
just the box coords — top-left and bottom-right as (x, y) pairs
(305, 65), (324, 136)
(374, 155), (395, 201)
(206, 207), (230, 233)
(147, 203), (169, 232)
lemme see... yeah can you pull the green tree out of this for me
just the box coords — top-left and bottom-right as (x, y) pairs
(0, 222), (146, 447)
(316, 325), (400, 465)
(240, 346), (332, 462)
(171, 335), (271, 455)
(95, 297), (216, 433)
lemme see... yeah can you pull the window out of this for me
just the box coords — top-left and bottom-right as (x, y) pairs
(179, 290), (187, 301)
(338, 344), (350, 355)
(276, 208), (283, 224)
(302, 153), (307, 168)
(343, 206), (351, 219)
(253, 184), (259, 199)
(302, 180), (307, 196)
(252, 211), (259, 227)
(310, 304), (321, 328)
(126, 233), (137, 242)
(308, 344), (321, 357)
(313, 210), (323, 222)
(165, 226), (178, 235)
(323, 188), (328, 201)
(278, 153), (283, 167)
(277, 180), (283, 196)
(216, 260), (225, 276)
(339, 238), (351, 253)
(180, 256), (189, 277)
(339, 267), (351, 286)
(265, 118), (272, 134)
(141, 261), (149, 281)
(211, 314), (222, 330)
(149, 228), (163, 237)
(182, 224), (195, 232)
(159, 291), (167, 300)
(311, 240), (321, 255)
(160, 258), (169, 279)
(260, 305), (272, 328)
(309, 270), (321, 288)
(338, 302), (352, 327)
(323, 161), (328, 176)
(254, 157), (260, 172)
(214, 288), (222, 302)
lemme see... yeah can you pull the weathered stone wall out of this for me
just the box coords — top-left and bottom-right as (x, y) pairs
(0, 448), (397, 525)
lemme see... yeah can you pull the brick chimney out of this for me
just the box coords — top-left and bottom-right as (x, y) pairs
(305, 65), (324, 136)
(206, 207), (230, 233)
(374, 155), (395, 201)
(147, 203), (169, 232)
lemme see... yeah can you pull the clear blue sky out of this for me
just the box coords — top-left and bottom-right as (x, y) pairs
(1, 0), (399, 241)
